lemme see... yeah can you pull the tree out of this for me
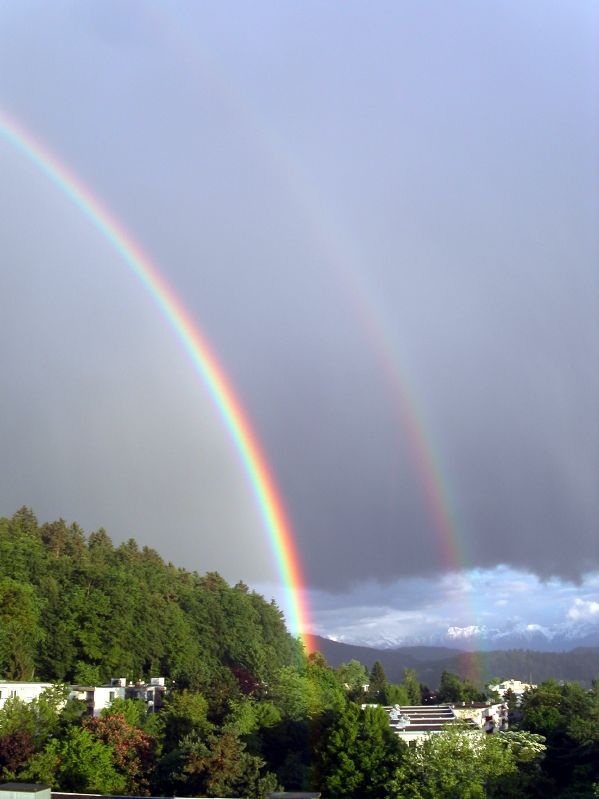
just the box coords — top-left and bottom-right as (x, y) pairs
(0, 686), (68, 750)
(438, 671), (465, 703)
(437, 671), (485, 704)
(402, 668), (422, 705)
(23, 726), (125, 793)
(0, 730), (34, 778)
(368, 661), (388, 702)
(164, 729), (277, 799)
(384, 683), (410, 705)
(337, 659), (369, 693)
(389, 724), (522, 799)
(0, 578), (42, 679)
(85, 712), (156, 794)
(519, 680), (599, 795)
(306, 656), (346, 717)
(158, 690), (212, 750)
(503, 687), (518, 709)
(313, 703), (405, 799)
(269, 667), (311, 721)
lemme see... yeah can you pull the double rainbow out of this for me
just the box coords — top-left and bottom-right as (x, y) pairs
(0, 108), (310, 642)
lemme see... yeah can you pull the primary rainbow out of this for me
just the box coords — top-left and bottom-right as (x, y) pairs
(0, 108), (310, 642)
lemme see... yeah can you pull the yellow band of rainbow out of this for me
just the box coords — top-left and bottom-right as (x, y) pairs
(0, 108), (310, 642)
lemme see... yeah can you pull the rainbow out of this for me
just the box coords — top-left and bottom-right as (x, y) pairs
(109, 6), (489, 682)
(0, 107), (310, 642)
(136, 8), (468, 576)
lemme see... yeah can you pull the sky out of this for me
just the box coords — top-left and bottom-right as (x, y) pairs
(0, 0), (598, 646)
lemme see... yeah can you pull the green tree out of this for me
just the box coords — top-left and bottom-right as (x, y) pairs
(0, 686), (68, 749)
(389, 724), (520, 799)
(384, 683), (411, 705)
(519, 680), (599, 795)
(437, 671), (485, 704)
(368, 661), (388, 702)
(313, 703), (405, 799)
(306, 654), (346, 717)
(337, 659), (369, 692)
(164, 729), (277, 799)
(23, 726), (125, 793)
(159, 690), (212, 750)
(269, 666), (311, 721)
(0, 578), (42, 679)
(402, 668), (422, 705)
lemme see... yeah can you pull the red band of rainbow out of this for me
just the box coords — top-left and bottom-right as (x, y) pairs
(0, 108), (310, 643)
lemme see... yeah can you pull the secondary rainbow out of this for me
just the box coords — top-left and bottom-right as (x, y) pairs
(0, 108), (310, 642)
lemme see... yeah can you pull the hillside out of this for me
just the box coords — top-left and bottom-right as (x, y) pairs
(0, 508), (301, 690)
(311, 635), (599, 688)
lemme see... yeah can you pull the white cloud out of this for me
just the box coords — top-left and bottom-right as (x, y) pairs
(567, 598), (599, 622)
(257, 570), (599, 645)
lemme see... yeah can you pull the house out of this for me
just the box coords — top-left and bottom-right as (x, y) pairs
(69, 676), (167, 716)
(0, 682), (54, 711)
(450, 701), (508, 732)
(69, 677), (126, 716)
(125, 676), (167, 712)
(380, 704), (478, 744)
(488, 679), (536, 704)
(0, 675), (167, 718)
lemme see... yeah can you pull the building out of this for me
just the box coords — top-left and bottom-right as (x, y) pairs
(126, 676), (167, 712)
(69, 676), (167, 716)
(69, 678), (127, 717)
(0, 682), (54, 711)
(378, 702), (507, 744)
(1, 676), (166, 717)
(488, 679), (536, 703)
(450, 701), (508, 732)
(381, 704), (474, 744)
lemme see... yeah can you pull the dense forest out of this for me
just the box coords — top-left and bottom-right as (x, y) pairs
(1, 509), (599, 798)
(0, 507), (301, 689)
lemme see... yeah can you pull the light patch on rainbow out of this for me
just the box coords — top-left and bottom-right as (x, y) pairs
(0, 107), (310, 642)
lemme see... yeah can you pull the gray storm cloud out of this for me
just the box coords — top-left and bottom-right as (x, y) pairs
(0, 1), (597, 594)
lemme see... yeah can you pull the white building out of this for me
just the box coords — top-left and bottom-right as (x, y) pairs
(450, 701), (508, 732)
(382, 704), (474, 744)
(1, 676), (167, 717)
(69, 676), (167, 716)
(69, 677), (127, 716)
(0, 682), (54, 711)
(488, 679), (536, 703)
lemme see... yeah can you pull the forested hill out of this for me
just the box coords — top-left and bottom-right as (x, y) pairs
(0, 508), (301, 689)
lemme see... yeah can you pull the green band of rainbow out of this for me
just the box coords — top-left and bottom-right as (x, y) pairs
(0, 108), (310, 641)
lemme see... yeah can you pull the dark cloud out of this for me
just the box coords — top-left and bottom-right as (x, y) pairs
(0, 1), (597, 604)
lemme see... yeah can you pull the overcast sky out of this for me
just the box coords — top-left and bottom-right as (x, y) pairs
(1, 1), (597, 643)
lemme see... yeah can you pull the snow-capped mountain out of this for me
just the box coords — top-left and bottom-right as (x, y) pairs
(439, 620), (599, 651)
(335, 620), (599, 652)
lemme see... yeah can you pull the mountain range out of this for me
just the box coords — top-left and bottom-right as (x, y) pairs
(322, 619), (599, 653)
(309, 635), (599, 688)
